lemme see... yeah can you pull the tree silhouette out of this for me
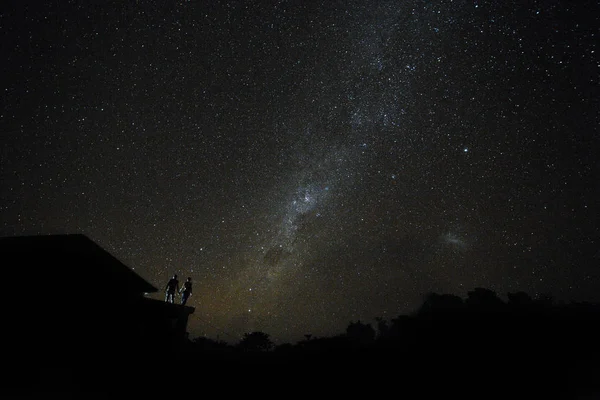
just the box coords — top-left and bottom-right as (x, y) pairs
(507, 291), (533, 307)
(346, 320), (375, 345)
(375, 317), (389, 339)
(417, 293), (464, 315)
(465, 288), (505, 311)
(237, 331), (274, 352)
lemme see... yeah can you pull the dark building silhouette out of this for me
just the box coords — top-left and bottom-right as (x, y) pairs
(1, 234), (194, 389)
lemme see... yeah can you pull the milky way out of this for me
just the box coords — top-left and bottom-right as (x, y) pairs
(1, 1), (598, 343)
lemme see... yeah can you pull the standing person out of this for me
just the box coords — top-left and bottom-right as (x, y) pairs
(165, 274), (179, 303)
(180, 277), (193, 306)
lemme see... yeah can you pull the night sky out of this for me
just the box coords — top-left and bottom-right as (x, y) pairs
(1, 1), (598, 344)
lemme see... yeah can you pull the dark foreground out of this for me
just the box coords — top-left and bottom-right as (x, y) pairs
(7, 328), (600, 398)
(6, 346), (600, 399)
(6, 295), (600, 399)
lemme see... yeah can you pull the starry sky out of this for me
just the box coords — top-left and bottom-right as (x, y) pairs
(1, 0), (598, 344)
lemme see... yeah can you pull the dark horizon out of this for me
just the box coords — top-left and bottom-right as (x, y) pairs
(178, 283), (600, 345)
(7, 283), (600, 398)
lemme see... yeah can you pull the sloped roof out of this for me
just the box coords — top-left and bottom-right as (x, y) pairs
(0, 233), (157, 294)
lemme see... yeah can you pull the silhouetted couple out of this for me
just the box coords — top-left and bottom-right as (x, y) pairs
(165, 274), (193, 306)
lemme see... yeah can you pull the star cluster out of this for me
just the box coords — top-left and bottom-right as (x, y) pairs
(1, 1), (598, 343)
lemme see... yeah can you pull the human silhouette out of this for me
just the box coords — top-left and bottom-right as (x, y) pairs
(165, 274), (179, 303)
(180, 277), (193, 305)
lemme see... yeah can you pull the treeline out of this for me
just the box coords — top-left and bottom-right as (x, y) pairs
(186, 288), (600, 353)
(176, 288), (600, 397)
(23, 288), (600, 398)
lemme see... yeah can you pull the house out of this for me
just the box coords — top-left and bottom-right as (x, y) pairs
(1, 233), (194, 373)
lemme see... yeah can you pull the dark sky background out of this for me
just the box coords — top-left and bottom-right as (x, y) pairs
(1, 0), (598, 344)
